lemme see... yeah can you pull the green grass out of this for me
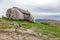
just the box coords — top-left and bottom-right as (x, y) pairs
(0, 18), (60, 38)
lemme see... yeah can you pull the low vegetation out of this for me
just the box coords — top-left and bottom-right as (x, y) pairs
(0, 18), (60, 38)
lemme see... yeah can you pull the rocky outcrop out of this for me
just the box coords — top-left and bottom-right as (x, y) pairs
(6, 7), (34, 22)
(0, 27), (60, 40)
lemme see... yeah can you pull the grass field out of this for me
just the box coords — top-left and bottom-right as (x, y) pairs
(0, 18), (60, 38)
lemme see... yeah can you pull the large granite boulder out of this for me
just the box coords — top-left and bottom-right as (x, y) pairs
(6, 7), (34, 22)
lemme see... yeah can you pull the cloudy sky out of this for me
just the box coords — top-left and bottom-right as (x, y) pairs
(0, 0), (60, 17)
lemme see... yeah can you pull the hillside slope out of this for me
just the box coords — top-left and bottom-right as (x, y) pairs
(0, 18), (60, 40)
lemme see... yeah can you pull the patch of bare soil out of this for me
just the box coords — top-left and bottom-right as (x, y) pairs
(0, 27), (60, 40)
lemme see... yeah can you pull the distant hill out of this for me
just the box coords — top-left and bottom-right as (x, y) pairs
(35, 19), (45, 22)
(35, 19), (55, 22)
(35, 19), (60, 26)
(35, 15), (60, 20)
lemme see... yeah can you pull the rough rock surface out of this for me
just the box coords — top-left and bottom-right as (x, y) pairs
(0, 27), (60, 40)
(6, 7), (34, 22)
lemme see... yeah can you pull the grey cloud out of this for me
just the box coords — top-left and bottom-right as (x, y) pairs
(0, 0), (60, 17)
(31, 7), (60, 13)
(0, 0), (3, 2)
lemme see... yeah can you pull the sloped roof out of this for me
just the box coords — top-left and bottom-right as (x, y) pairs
(13, 7), (30, 15)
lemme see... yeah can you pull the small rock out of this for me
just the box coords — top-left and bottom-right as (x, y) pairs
(10, 22), (19, 28)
